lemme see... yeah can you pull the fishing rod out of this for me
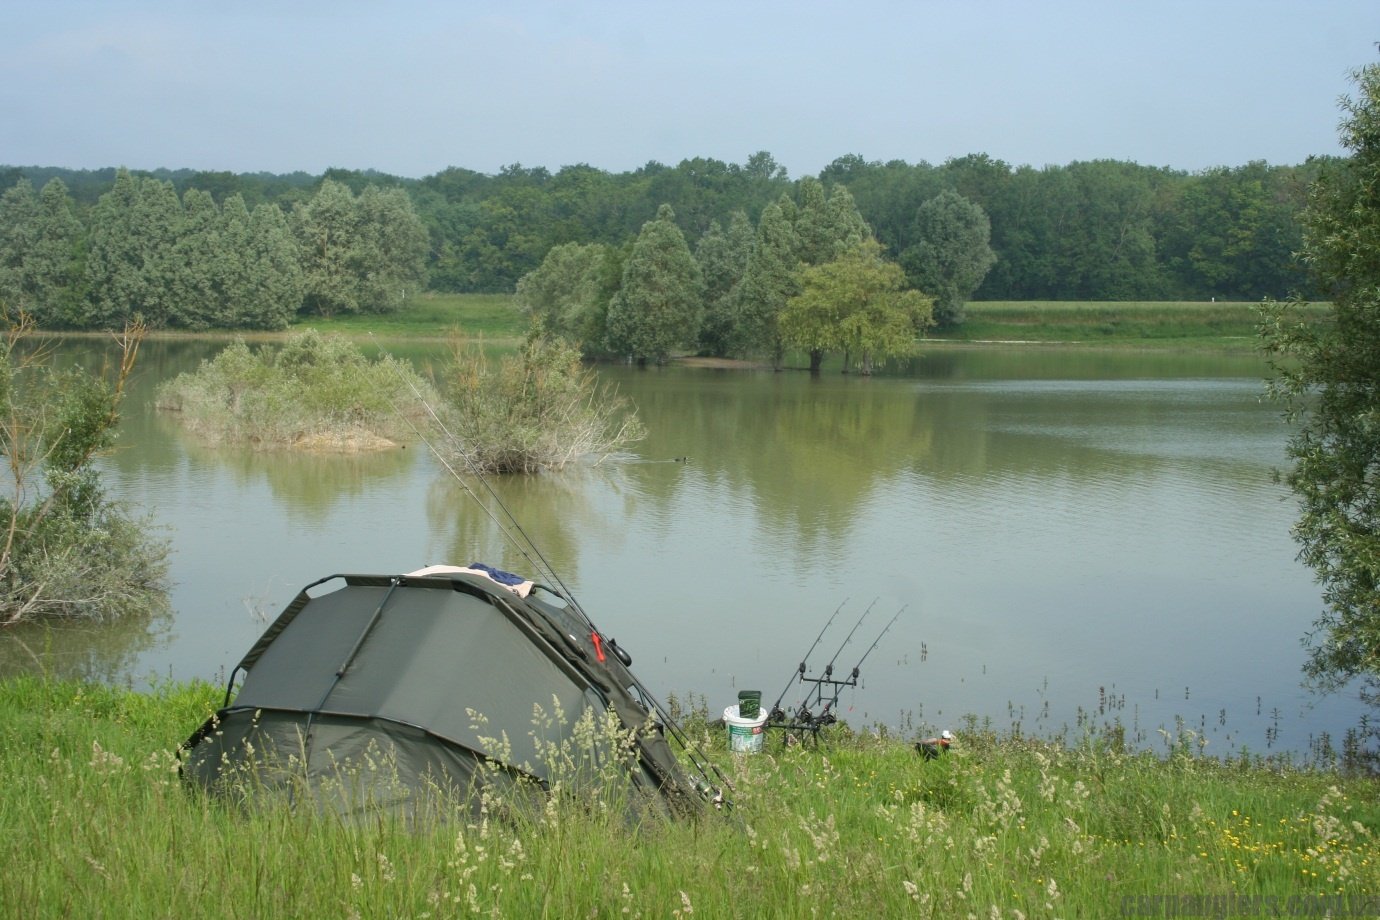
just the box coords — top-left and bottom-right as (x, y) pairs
(842, 605), (904, 683)
(767, 598), (875, 724)
(772, 604), (905, 741)
(820, 597), (878, 679)
(370, 334), (587, 618)
(767, 598), (847, 721)
(374, 342), (735, 804)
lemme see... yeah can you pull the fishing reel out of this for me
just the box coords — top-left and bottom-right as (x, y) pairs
(694, 779), (730, 810)
(763, 600), (904, 745)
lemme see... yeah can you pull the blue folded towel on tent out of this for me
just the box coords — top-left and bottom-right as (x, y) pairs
(467, 562), (526, 587)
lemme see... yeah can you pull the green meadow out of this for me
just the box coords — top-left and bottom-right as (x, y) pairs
(291, 293), (528, 341)
(945, 300), (1329, 349)
(2, 676), (1377, 918)
(287, 294), (1322, 353)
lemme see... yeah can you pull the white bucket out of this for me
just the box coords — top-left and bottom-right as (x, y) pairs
(724, 704), (768, 754)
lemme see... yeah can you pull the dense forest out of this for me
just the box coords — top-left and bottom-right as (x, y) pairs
(0, 152), (1319, 340)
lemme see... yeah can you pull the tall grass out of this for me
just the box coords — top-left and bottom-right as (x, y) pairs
(3, 675), (1378, 918)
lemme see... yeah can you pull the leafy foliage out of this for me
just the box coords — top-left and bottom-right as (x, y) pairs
(782, 239), (934, 373)
(734, 183), (873, 367)
(604, 204), (703, 364)
(0, 318), (168, 624)
(901, 189), (997, 327)
(440, 325), (645, 474)
(154, 329), (437, 449)
(0, 150), (1323, 336)
(513, 241), (618, 348)
(82, 169), (184, 328)
(692, 211), (753, 357)
(735, 199), (801, 367)
(1260, 60), (1380, 694)
(295, 180), (429, 317)
(0, 179), (84, 327)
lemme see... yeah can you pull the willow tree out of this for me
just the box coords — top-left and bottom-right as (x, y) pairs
(514, 241), (618, 348)
(170, 188), (222, 328)
(295, 180), (428, 316)
(735, 199), (799, 368)
(1260, 59), (1380, 696)
(0, 181), (39, 309)
(0, 179), (84, 327)
(781, 239), (933, 374)
(228, 196), (305, 330)
(83, 169), (184, 328)
(694, 210), (754, 358)
(737, 182), (871, 368)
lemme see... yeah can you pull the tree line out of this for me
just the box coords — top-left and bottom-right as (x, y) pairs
(5, 150), (1318, 305)
(0, 169), (429, 330)
(0, 163), (973, 375)
(516, 179), (955, 371)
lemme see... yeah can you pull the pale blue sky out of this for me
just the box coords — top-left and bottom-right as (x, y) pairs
(2, 1), (1376, 178)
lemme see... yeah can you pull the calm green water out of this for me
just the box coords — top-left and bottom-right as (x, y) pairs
(1, 340), (1366, 758)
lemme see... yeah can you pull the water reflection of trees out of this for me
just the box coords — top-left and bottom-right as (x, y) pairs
(0, 599), (171, 684)
(910, 380), (1281, 486)
(425, 466), (638, 586)
(174, 436), (419, 519)
(610, 369), (932, 560)
(599, 365), (1283, 567)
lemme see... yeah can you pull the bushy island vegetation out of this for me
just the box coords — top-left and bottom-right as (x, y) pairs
(155, 326), (643, 473)
(153, 329), (437, 451)
(2, 675), (1378, 918)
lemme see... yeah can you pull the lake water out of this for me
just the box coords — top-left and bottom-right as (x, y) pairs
(1, 339), (1369, 761)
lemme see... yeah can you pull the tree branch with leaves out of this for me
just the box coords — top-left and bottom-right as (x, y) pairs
(0, 315), (168, 625)
(1260, 58), (1380, 696)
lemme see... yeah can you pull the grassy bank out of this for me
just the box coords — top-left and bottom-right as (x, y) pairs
(3, 675), (1378, 917)
(292, 292), (528, 341)
(286, 295), (1323, 351)
(936, 300), (1330, 350)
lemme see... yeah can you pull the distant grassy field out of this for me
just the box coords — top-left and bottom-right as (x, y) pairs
(291, 292), (527, 340)
(936, 300), (1329, 349)
(285, 295), (1325, 352)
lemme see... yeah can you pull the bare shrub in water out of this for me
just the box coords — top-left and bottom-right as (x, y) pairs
(440, 325), (645, 474)
(0, 316), (169, 625)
